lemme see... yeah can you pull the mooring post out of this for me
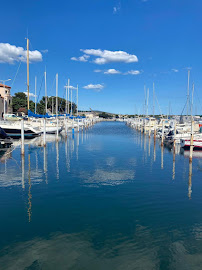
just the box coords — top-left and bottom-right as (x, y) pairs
(154, 122), (156, 140)
(144, 118), (146, 134)
(189, 120), (194, 163)
(78, 119), (80, 133)
(21, 154), (25, 189)
(149, 118), (151, 138)
(43, 118), (46, 147)
(65, 116), (68, 137)
(21, 119), (25, 155)
(161, 120), (164, 146)
(56, 117), (59, 141)
(72, 118), (74, 134)
(173, 121), (176, 150)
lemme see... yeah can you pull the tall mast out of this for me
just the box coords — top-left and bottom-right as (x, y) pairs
(27, 38), (29, 111)
(71, 87), (73, 116)
(144, 84), (146, 116)
(35, 76), (37, 114)
(187, 69), (190, 116)
(147, 88), (149, 117)
(191, 83), (194, 118)
(56, 73), (58, 116)
(65, 83), (68, 114)
(153, 82), (155, 117)
(68, 79), (70, 115)
(45, 68), (47, 113)
(77, 84), (78, 116)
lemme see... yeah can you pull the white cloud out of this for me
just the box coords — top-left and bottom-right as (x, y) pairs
(172, 69), (179, 72)
(94, 68), (141, 75)
(125, 70), (141, 75)
(79, 49), (138, 64)
(69, 85), (77, 90)
(94, 69), (102, 73)
(104, 69), (121, 74)
(83, 84), (104, 91)
(24, 91), (36, 98)
(71, 54), (90, 62)
(41, 49), (48, 53)
(0, 43), (42, 64)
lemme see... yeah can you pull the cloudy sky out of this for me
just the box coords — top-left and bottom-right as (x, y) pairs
(0, 0), (202, 114)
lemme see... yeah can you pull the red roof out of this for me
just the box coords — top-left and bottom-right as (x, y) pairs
(0, 83), (11, 89)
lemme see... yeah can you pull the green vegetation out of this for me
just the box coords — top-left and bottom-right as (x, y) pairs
(98, 112), (112, 119)
(12, 92), (77, 115)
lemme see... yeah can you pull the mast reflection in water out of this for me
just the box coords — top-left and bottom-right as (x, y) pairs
(0, 122), (202, 270)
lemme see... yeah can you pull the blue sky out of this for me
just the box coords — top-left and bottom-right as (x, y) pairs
(0, 0), (202, 115)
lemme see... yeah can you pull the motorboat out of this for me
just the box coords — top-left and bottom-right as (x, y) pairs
(0, 121), (41, 138)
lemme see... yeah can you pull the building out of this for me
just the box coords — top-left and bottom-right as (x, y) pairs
(0, 83), (13, 118)
(0, 96), (4, 118)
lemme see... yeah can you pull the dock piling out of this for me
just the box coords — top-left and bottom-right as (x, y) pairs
(161, 120), (164, 146)
(21, 119), (25, 155)
(56, 118), (59, 141)
(43, 118), (46, 147)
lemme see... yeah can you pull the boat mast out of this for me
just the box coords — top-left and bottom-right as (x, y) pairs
(187, 69), (190, 116)
(68, 79), (70, 115)
(35, 76), (37, 114)
(71, 87), (73, 116)
(56, 73), (58, 116)
(65, 83), (68, 114)
(144, 84), (146, 116)
(27, 38), (29, 111)
(45, 68), (47, 113)
(153, 82), (155, 117)
(77, 84), (78, 116)
(147, 88), (149, 117)
(191, 83), (194, 118)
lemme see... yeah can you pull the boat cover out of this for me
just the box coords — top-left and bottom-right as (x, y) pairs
(0, 127), (8, 139)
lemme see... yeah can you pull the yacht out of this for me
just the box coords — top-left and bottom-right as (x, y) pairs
(0, 121), (41, 138)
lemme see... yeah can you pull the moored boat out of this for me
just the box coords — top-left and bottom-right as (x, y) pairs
(0, 122), (41, 138)
(181, 138), (202, 149)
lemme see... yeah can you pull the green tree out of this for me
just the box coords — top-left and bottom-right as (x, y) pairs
(12, 92), (77, 115)
(12, 92), (27, 112)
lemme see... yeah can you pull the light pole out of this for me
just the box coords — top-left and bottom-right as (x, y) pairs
(0, 78), (11, 120)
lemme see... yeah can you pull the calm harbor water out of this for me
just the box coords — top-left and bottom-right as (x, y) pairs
(1, 121), (202, 269)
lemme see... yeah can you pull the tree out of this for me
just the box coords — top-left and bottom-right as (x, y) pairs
(12, 92), (27, 113)
(99, 112), (111, 119)
(12, 92), (77, 115)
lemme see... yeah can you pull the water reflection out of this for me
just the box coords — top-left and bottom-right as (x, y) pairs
(161, 146), (164, 170)
(28, 154), (32, 222)
(188, 161), (192, 199)
(0, 124), (201, 198)
(1, 122), (202, 269)
(172, 149), (176, 180)
(56, 141), (59, 180)
(44, 146), (48, 184)
(21, 155), (25, 189)
(0, 230), (159, 270)
(81, 169), (135, 187)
